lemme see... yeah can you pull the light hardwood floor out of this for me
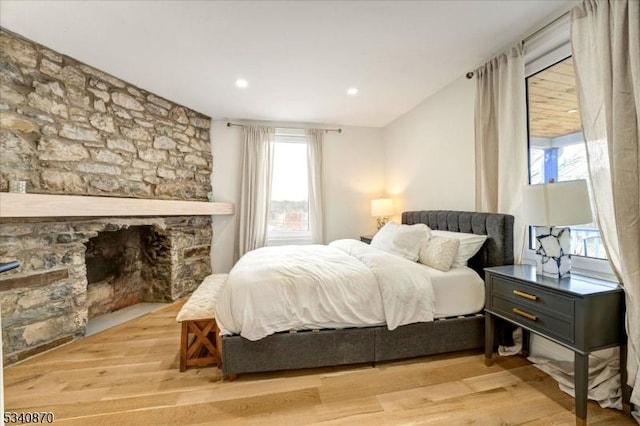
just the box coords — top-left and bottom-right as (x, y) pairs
(3, 302), (635, 425)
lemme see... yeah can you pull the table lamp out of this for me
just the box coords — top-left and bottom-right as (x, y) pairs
(371, 198), (393, 230)
(523, 180), (592, 279)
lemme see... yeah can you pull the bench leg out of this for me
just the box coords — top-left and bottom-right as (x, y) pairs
(179, 319), (218, 371)
(180, 321), (188, 372)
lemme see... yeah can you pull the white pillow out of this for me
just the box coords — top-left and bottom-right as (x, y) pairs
(371, 221), (431, 261)
(418, 236), (460, 272)
(430, 230), (487, 268)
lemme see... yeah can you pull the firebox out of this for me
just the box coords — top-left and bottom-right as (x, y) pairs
(84, 226), (172, 317)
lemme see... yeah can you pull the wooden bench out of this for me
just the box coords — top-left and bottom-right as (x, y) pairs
(176, 274), (227, 372)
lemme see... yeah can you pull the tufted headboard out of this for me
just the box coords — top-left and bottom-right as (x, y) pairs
(402, 210), (514, 279)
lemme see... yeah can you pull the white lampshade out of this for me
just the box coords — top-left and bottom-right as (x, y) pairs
(371, 198), (393, 217)
(523, 180), (593, 226)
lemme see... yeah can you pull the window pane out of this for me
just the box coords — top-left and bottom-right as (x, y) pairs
(557, 144), (588, 181)
(269, 141), (309, 232)
(529, 148), (545, 185)
(526, 57), (606, 259)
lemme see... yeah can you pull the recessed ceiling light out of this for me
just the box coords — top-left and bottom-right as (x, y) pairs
(347, 87), (358, 96)
(567, 109), (577, 114)
(235, 79), (248, 88)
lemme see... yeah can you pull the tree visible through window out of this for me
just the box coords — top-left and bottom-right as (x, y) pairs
(526, 57), (606, 259)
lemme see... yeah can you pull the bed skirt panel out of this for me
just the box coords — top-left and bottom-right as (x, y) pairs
(374, 315), (484, 361)
(221, 327), (375, 375)
(221, 315), (484, 375)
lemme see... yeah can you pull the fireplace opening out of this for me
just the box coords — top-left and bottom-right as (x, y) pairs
(84, 225), (171, 319)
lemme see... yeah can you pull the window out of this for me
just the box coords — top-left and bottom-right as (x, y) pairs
(526, 57), (606, 260)
(267, 131), (311, 245)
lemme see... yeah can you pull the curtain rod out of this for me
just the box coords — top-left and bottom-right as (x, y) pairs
(227, 122), (342, 133)
(465, 10), (570, 79)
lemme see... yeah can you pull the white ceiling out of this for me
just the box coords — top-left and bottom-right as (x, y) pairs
(0, 0), (576, 127)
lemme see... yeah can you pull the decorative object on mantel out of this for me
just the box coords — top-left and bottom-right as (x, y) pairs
(371, 198), (394, 230)
(0, 261), (20, 274)
(523, 179), (592, 278)
(0, 193), (235, 218)
(207, 192), (215, 202)
(8, 181), (26, 194)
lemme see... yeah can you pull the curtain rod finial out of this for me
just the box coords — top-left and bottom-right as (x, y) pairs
(466, 71), (475, 79)
(226, 122), (231, 127)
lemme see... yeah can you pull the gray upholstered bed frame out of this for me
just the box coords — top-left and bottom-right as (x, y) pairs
(220, 210), (514, 376)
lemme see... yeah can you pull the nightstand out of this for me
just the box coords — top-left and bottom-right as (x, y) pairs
(484, 265), (628, 426)
(360, 235), (373, 244)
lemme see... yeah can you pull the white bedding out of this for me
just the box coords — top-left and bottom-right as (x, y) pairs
(426, 266), (485, 318)
(215, 239), (436, 340)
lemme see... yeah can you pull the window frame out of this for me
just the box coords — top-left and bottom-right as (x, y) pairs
(523, 33), (617, 282)
(266, 129), (312, 246)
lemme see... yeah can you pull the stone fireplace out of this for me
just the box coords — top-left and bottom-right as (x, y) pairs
(0, 216), (213, 365)
(0, 29), (223, 365)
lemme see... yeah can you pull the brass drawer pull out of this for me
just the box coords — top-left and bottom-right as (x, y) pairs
(512, 308), (537, 321)
(513, 289), (538, 301)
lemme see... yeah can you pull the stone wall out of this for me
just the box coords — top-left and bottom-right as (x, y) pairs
(0, 27), (217, 365)
(0, 27), (212, 200)
(0, 216), (212, 365)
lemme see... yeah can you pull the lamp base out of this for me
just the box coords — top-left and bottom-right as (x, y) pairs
(535, 226), (572, 279)
(376, 217), (389, 230)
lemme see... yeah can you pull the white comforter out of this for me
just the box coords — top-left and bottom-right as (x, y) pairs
(215, 239), (435, 340)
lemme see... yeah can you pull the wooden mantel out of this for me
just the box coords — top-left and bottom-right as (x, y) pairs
(0, 193), (235, 218)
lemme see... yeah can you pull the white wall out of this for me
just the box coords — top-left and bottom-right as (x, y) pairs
(322, 126), (385, 241)
(383, 76), (476, 218)
(210, 121), (384, 273)
(210, 121), (243, 274)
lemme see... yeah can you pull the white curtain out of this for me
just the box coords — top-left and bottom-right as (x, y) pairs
(305, 129), (324, 244)
(474, 43), (528, 263)
(238, 125), (275, 257)
(571, 0), (640, 416)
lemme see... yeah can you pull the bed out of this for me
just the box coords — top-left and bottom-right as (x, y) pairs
(216, 210), (514, 376)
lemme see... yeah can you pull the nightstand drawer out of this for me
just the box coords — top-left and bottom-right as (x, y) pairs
(490, 294), (574, 343)
(489, 275), (574, 318)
